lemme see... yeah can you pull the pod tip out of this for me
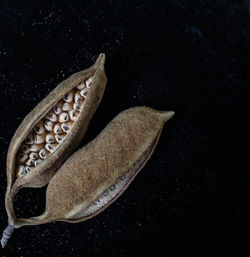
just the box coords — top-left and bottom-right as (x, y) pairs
(95, 53), (106, 67)
(99, 52), (105, 58)
(158, 110), (175, 121)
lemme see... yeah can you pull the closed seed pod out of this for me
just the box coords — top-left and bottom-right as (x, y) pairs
(2, 53), (107, 243)
(2, 106), (174, 246)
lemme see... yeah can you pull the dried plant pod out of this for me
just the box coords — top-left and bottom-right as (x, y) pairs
(2, 54), (107, 247)
(2, 106), (174, 247)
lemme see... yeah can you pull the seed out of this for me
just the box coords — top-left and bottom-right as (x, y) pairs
(34, 159), (42, 166)
(63, 91), (73, 103)
(62, 103), (72, 112)
(25, 166), (32, 173)
(76, 82), (86, 90)
(53, 104), (62, 115)
(53, 123), (63, 134)
(44, 120), (53, 131)
(34, 134), (45, 144)
(73, 103), (82, 112)
(29, 152), (38, 160)
(59, 112), (69, 123)
(18, 153), (28, 163)
(61, 123), (72, 133)
(39, 149), (47, 159)
(29, 144), (43, 152)
(85, 77), (93, 88)
(69, 110), (78, 121)
(24, 133), (34, 145)
(25, 158), (35, 166)
(34, 121), (45, 135)
(46, 113), (57, 123)
(46, 134), (55, 144)
(74, 92), (82, 104)
(17, 166), (26, 177)
(45, 144), (56, 153)
(55, 134), (65, 143)
(21, 145), (30, 154)
(80, 88), (88, 98)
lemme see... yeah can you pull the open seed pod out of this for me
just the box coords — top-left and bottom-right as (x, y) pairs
(1, 106), (174, 247)
(2, 53), (107, 239)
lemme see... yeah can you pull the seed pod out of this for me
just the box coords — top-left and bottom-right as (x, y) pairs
(8, 107), (174, 241)
(2, 53), (107, 245)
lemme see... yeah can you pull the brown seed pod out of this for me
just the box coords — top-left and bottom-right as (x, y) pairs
(2, 53), (107, 244)
(1, 106), (174, 247)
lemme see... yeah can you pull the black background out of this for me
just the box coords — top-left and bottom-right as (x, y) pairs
(0, 1), (250, 256)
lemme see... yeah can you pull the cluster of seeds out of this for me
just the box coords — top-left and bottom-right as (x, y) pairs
(83, 173), (128, 216)
(16, 77), (93, 178)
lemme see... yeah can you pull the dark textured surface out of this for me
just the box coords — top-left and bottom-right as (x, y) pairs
(0, 1), (249, 256)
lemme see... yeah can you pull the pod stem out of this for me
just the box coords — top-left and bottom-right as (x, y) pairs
(5, 182), (21, 226)
(1, 224), (15, 248)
